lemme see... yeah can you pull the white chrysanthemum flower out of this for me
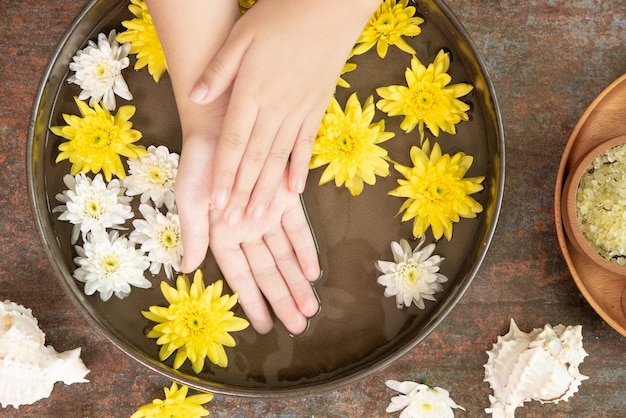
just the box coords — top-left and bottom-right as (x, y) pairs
(129, 204), (182, 279)
(375, 236), (447, 309)
(385, 380), (465, 418)
(124, 145), (179, 210)
(54, 173), (133, 244)
(68, 29), (133, 111)
(73, 230), (151, 301)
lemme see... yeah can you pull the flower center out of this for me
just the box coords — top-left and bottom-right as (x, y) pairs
(95, 63), (111, 80)
(413, 168), (459, 209)
(187, 313), (203, 330)
(329, 123), (365, 162)
(178, 304), (212, 337)
(101, 257), (119, 274)
(148, 167), (164, 182)
(83, 197), (105, 219)
(412, 88), (435, 111)
(76, 114), (117, 151)
(339, 135), (357, 153)
(400, 261), (420, 285)
(420, 403), (433, 412)
(375, 12), (396, 36)
(426, 181), (446, 201)
(158, 226), (180, 250)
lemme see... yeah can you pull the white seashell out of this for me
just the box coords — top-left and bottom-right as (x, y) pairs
(0, 300), (90, 409)
(484, 318), (588, 418)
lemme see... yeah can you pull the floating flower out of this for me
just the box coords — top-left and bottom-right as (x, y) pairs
(143, 270), (249, 372)
(130, 204), (182, 279)
(54, 173), (133, 244)
(390, 140), (484, 240)
(124, 145), (178, 210)
(376, 50), (473, 141)
(385, 380), (465, 418)
(310, 93), (395, 196)
(51, 97), (147, 181)
(116, 0), (167, 82)
(131, 382), (213, 418)
(67, 30), (133, 111)
(353, 0), (424, 58)
(376, 236), (447, 309)
(73, 230), (151, 301)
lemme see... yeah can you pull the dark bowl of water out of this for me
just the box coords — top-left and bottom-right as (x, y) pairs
(27, 0), (504, 397)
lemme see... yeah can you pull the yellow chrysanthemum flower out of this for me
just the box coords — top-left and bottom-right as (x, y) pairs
(116, 0), (167, 82)
(376, 50), (474, 141)
(352, 0), (424, 58)
(143, 270), (249, 372)
(310, 93), (395, 196)
(131, 382), (214, 418)
(389, 140), (484, 240)
(51, 97), (146, 181)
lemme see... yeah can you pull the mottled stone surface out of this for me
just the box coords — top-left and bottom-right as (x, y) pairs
(1, 0), (625, 416)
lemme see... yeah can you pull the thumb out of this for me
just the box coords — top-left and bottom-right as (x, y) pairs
(175, 134), (215, 272)
(189, 35), (247, 105)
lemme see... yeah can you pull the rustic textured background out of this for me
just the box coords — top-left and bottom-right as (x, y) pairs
(1, 0), (625, 416)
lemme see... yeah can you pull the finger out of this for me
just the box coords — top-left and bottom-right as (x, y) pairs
(281, 195), (321, 283)
(224, 116), (282, 225)
(189, 32), (249, 105)
(263, 227), (319, 319)
(288, 112), (323, 193)
(212, 244), (274, 334)
(174, 135), (214, 273)
(210, 96), (259, 210)
(246, 117), (299, 221)
(241, 239), (309, 335)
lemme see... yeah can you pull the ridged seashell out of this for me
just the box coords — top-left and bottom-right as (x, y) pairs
(484, 318), (588, 418)
(0, 300), (90, 409)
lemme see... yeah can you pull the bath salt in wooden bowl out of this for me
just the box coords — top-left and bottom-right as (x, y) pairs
(561, 135), (626, 275)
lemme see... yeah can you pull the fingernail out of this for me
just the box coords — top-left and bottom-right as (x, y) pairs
(251, 204), (266, 221)
(292, 177), (305, 194)
(227, 207), (243, 225)
(189, 82), (210, 104)
(214, 189), (228, 210)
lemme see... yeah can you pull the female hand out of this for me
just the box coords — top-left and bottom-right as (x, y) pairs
(208, 173), (320, 335)
(147, 0), (320, 334)
(190, 0), (381, 226)
(176, 122), (320, 335)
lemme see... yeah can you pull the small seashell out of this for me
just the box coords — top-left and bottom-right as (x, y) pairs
(484, 318), (588, 418)
(0, 300), (90, 409)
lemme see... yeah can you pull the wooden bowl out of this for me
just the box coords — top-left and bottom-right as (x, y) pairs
(555, 74), (626, 337)
(561, 134), (626, 275)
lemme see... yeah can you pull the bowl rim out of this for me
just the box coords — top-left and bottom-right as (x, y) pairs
(561, 134), (626, 275)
